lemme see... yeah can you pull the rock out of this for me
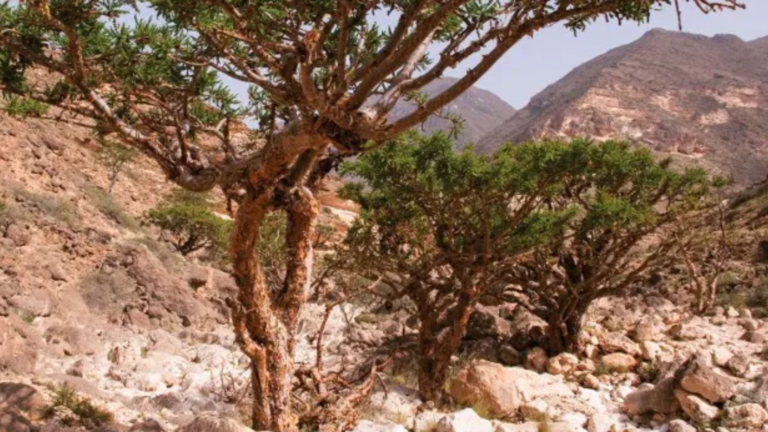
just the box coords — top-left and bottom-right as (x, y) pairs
(177, 413), (254, 432)
(584, 345), (599, 360)
(633, 316), (663, 342)
(494, 422), (539, 432)
(524, 348), (548, 373)
(557, 413), (587, 430)
(520, 400), (548, 420)
(5, 224), (30, 247)
(0, 410), (31, 432)
(467, 306), (511, 340)
(600, 353), (637, 372)
(351, 420), (409, 432)
(0, 383), (46, 415)
(414, 411), (444, 432)
(587, 414), (613, 432)
(674, 388), (719, 425)
(738, 307), (753, 319)
(670, 317), (710, 341)
(127, 420), (167, 432)
(498, 345), (522, 366)
(508, 309), (547, 350)
(640, 341), (660, 361)
(435, 409), (494, 432)
(599, 333), (641, 356)
(44, 325), (97, 356)
(546, 353), (579, 376)
(184, 267), (209, 290)
(667, 420), (697, 432)
(210, 269), (238, 298)
(679, 352), (736, 403)
(47, 263), (68, 281)
(726, 353), (751, 377)
(448, 360), (572, 419)
(622, 377), (680, 415)
(0, 316), (42, 375)
(126, 309), (152, 329)
(738, 318), (759, 332)
(582, 375), (600, 390)
(726, 307), (739, 318)
(723, 403), (768, 428)
(710, 346), (734, 367)
(365, 385), (420, 428)
(743, 330), (767, 344)
(44, 137), (64, 154)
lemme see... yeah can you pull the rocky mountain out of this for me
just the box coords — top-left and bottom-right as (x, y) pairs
(479, 29), (768, 184)
(389, 77), (516, 149)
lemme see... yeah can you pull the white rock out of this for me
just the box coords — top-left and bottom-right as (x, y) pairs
(436, 409), (494, 432)
(520, 400), (549, 420)
(351, 420), (409, 432)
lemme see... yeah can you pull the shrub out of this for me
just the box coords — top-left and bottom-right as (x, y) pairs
(3, 96), (49, 118)
(146, 190), (231, 257)
(42, 383), (114, 428)
(83, 183), (139, 229)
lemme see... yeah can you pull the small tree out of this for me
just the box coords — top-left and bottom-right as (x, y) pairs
(340, 132), (577, 401)
(500, 140), (715, 354)
(146, 190), (231, 256)
(97, 138), (138, 195)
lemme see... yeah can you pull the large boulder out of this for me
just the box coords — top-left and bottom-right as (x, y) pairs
(448, 360), (572, 419)
(435, 409), (494, 432)
(176, 413), (254, 432)
(622, 377), (679, 415)
(678, 352), (736, 403)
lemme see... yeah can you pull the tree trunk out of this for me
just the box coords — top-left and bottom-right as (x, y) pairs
(417, 286), (478, 402)
(546, 308), (585, 355)
(229, 187), (318, 432)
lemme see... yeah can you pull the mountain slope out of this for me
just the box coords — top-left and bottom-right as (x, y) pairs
(479, 29), (768, 183)
(389, 77), (516, 149)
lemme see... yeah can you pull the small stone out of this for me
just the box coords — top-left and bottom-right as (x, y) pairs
(524, 347), (548, 373)
(436, 409), (494, 432)
(582, 374), (600, 390)
(601, 353), (637, 372)
(47, 263), (68, 281)
(739, 319), (759, 332)
(498, 345), (522, 366)
(710, 346), (733, 367)
(584, 344), (600, 360)
(641, 341), (660, 361)
(726, 307), (739, 318)
(546, 353), (579, 376)
(4, 224), (30, 247)
(668, 419), (697, 432)
(726, 353), (751, 377)
(675, 388), (720, 425)
(723, 403), (768, 428)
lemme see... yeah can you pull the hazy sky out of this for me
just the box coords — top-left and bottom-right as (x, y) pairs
(460, 1), (768, 109)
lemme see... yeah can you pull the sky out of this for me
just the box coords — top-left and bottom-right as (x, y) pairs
(460, 1), (768, 109)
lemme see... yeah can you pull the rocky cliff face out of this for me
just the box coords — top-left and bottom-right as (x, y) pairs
(389, 77), (516, 149)
(479, 29), (768, 184)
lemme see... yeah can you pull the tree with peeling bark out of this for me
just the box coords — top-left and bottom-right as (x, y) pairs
(342, 136), (716, 400)
(0, 1), (744, 430)
(497, 140), (717, 355)
(338, 132), (577, 401)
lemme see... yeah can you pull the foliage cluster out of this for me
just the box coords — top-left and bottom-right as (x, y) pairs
(146, 190), (231, 257)
(11, 186), (80, 228)
(42, 383), (114, 429)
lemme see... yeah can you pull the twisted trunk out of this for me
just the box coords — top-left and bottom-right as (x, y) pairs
(228, 132), (322, 432)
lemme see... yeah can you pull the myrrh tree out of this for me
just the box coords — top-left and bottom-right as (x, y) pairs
(500, 140), (715, 355)
(339, 132), (577, 401)
(0, 1), (743, 429)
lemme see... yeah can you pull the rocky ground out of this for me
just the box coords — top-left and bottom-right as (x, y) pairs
(1, 109), (768, 432)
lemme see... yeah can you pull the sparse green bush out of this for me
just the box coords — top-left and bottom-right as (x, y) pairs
(11, 187), (79, 227)
(3, 96), (49, 118)
(96, 138), (137, 194)
(129, 237), (183, 270)
(146, 190), (231, 257)
(83, 183), (139, 229)
(42, 383), (114, 428)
